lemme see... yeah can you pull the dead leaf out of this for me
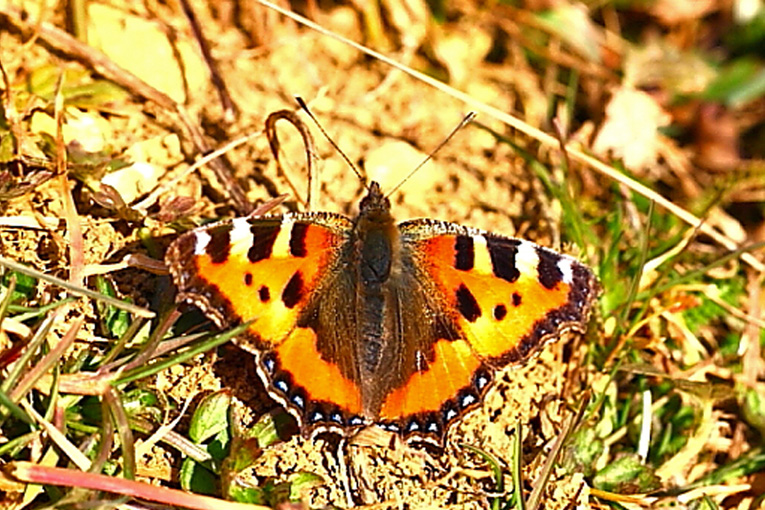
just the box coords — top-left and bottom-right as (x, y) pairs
(535, 2), (603, 63)
(382, 0), (429, 48)
(592, 87), (671, 172)
(625, 40), (716, 95)
(101, 162), (163, 203)
(87, 3), (207, 103)
(432, 25), (493, 87)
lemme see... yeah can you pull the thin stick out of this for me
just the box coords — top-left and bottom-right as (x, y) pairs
(265, 109), (318, 210)
(53, 73), (84, 287)
(179, 0), (238, 122)
(133, 130), (263, 213)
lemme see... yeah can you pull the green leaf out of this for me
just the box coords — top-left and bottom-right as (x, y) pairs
(60, 81), (130, 109)
(180, 456), (218, 495)
(725, 10), (765, 54)
(225, 436), (263, 474)
(227, 483), (267, 505)
(94, 276), (131, 338)
(740, 384), (765, 437)
(693, 494), (720, 510)
(682, 280), (743, 334)
(189, 390), (231, 444)
(592, 454), (660, 494)
(703, 58), (765, 107)
(0, 133), (15, 163)
(26, 65), (129, 109)
(206, 427), (231, 462)
(76, 396), (103, 424)
(561, 426), (604, 477)
(229, 478), (287, 505)
(695, 447), (765, 486)
(244, 411), (283, 449)
(3, 270), (38, 302)
(289, 471), (324, 500)
(121, 388), (161, 423)
(260, 478), (294, 506)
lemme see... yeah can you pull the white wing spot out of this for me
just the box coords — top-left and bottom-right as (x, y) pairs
(558, 258), (574, 284)
(415, 350), (427, 370)
(460, 393), (477, 407)
(230, 217), (252, 244)
(472, 235), (493, 274)
(515, 241), (539, 276)
(194, 231), (211, 255)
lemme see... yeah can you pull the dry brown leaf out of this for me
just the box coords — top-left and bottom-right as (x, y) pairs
(29, 109), (112, 152)
(625, 40), (716, 95)
(536, 2), (603, 63)
(592, 87), (671, 172)
(101, 162), (163, 204)
(382, 0), (429, 48)
(695, 103), (741, 171)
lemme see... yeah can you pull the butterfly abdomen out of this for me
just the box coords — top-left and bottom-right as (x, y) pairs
(355, 206), (397, 375)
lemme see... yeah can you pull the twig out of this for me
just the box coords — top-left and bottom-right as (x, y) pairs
(133, 130), (264, 214)
(179, 0), (238, 123)
(265, 109), (318, 210)
(741, 269), (764, 382)
(9, 317), (84, 403)
(53, 73), (85, 286)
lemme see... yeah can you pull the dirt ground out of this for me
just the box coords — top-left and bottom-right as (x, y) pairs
(0, 1), (603, 508)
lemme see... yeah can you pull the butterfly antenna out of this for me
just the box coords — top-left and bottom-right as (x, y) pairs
(386, 111), (477, 198)
(295, 96), (367, 189)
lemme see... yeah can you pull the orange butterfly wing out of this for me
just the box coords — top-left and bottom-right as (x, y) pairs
(166, 213), (369, 429)
(374, 220), (597, 441)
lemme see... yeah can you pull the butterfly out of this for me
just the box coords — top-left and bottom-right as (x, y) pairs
(165, 180), (597, 445)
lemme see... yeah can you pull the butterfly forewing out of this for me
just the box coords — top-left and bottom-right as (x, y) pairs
(401, 220), (596, 364)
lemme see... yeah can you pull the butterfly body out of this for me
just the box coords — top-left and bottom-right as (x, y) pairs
(166, 181), (597, 444)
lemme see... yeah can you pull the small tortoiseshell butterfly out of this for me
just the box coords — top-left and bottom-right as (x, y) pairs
(166, 181), (597, 445)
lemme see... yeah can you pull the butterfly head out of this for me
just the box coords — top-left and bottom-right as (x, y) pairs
(358, 181), (392, 217)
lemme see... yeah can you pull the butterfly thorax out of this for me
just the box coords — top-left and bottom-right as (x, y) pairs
(354, 182), (397, 288)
